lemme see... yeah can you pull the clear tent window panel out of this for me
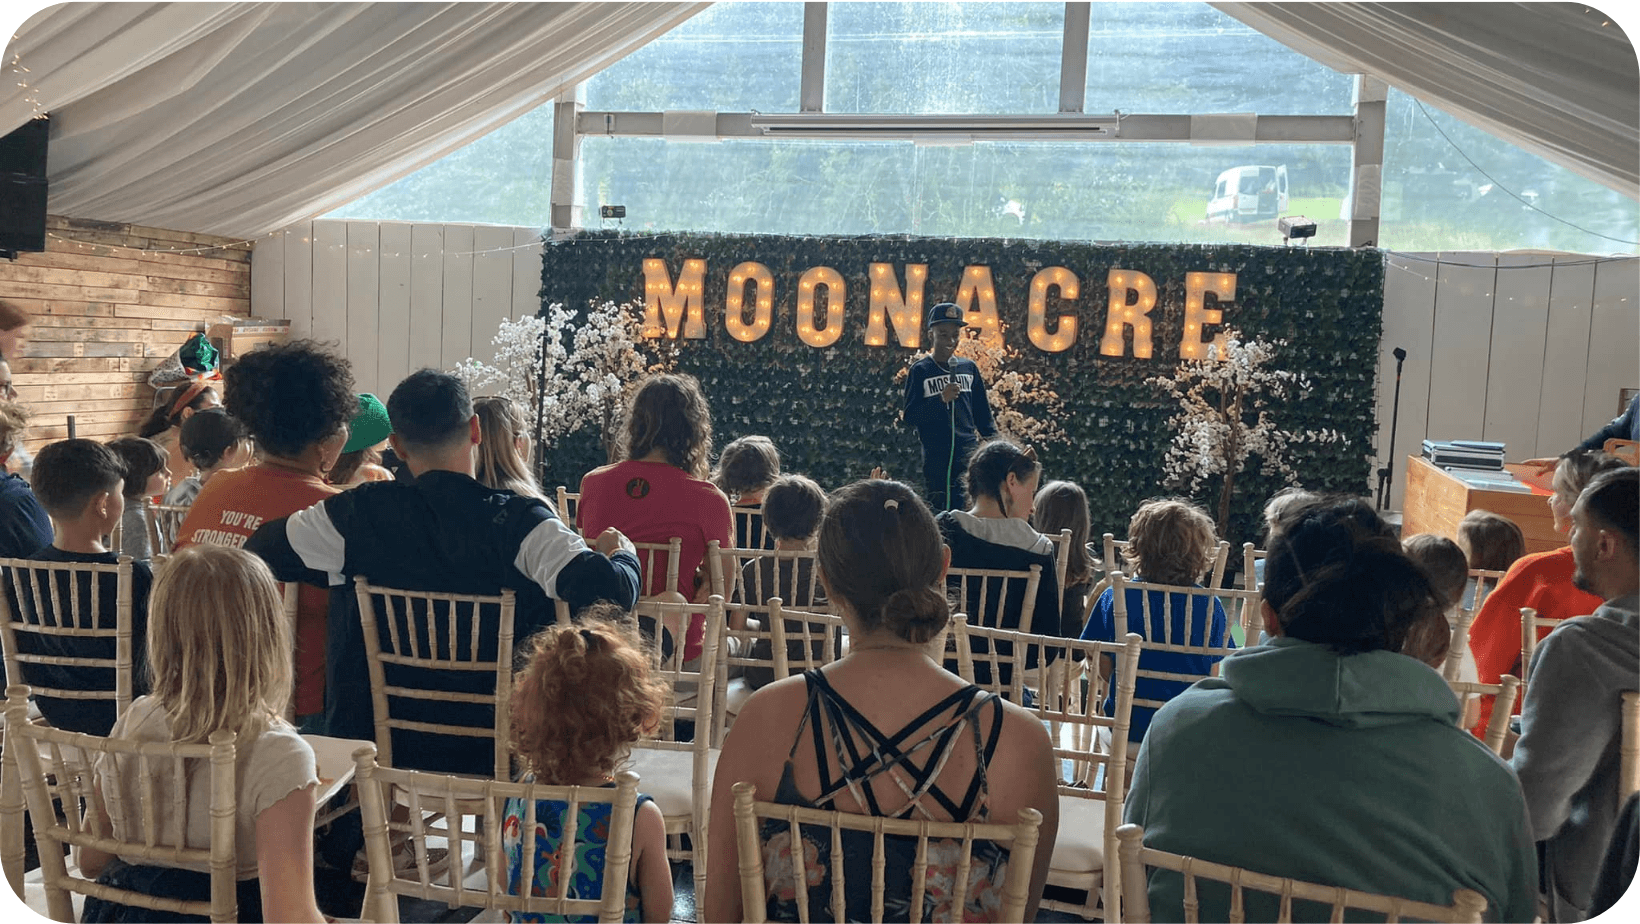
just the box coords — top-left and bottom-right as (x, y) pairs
(1378, 89), (1639, 253)
(325, 107), (555, 225)
(585, 3), (803, 112)
(824, 2), (1065, 114)
(1083, 3), (1355, 115)
(579, 135), (1352, 245)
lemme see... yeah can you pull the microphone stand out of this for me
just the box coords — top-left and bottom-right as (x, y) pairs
(1377, 347), (1407, 511)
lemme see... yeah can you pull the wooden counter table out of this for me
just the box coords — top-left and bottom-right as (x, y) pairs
(1401, 456), (1564, 554)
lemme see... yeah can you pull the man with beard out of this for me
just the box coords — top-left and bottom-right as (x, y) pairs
(1512, 466), (1639, 921)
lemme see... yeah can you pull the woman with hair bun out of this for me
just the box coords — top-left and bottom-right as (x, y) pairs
(705, 479), (1058, 923)
(1125, 496), (1536, 923)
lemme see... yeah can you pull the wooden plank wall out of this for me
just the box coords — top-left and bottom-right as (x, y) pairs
(1375, 252), (1638, 510)
(0, 215), (251, 451)
(249, 220), (543, 397)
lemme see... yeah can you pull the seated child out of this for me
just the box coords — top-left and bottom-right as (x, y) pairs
(1032, 480), (1094, 638)
(82, 544), (323, 923)
(21, 439), (153, 735)
(1403, 533), (1479, 728)
(504, 609), (671, 923)
(0, 400), (51, 557)
(163, 408), (251, 508)
(715, 435), (780, 549)
(738, 474), (829, 690)
(1457, 510), (1526, 610)
(105, 436), (171, 562)
(1082, 497), (1231, 744)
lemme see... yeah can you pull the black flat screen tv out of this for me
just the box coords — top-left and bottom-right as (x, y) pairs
(0, 117), (48, 257)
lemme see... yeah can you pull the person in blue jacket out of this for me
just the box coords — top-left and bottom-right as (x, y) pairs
(901, 303), (995, 512)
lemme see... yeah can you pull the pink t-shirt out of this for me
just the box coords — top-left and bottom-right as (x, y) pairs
(577, 459), (732, 661)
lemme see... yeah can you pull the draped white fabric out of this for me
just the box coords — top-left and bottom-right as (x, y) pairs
(2, 2), (706, 238)
(1213, 2), (1639, 199)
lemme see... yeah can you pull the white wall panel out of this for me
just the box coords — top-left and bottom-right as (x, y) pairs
(1424, 253), (1496, 442)
(377, 223), (413, 395)
(345, 222), (381, 394)
(470, 226), (517, 367)
(1535, 257), (1597, 458)
(1584, 257), (1640, 437)
(1482, 254), (1552, 454)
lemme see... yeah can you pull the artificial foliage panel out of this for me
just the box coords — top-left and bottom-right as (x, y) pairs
(538, 231), (1384, 559)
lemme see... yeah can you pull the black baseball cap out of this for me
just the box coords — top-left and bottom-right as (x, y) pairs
(926, 303), (969, 328)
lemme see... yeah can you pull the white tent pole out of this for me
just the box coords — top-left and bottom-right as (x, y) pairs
(1349, 74), (1388, 248)
(800, 3), (828, 114)
(551, 83), (587, 239)
(1059, 2), (1091, 114)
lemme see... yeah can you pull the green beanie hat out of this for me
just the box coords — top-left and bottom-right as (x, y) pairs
(342, 393), (392, 454)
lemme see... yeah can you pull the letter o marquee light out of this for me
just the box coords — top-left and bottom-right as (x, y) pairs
(796, 266), (845, 347)
(724, 261), (774, 342)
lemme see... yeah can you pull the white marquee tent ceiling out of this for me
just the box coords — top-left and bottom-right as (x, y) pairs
(0, 2), (1634, 239)
(1213, 2), (1639, 200)
(0, 2), (707, 238)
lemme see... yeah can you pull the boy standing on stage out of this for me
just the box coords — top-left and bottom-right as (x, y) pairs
(901, 303), (995, 511)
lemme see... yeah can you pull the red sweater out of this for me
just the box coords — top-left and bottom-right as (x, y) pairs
(1467, 546), (1603, 733)
(577, 460), (733, 661)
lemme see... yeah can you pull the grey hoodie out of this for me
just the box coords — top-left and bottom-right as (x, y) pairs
(1126, 636), (1537, 923)
(1512, 593), (1640, 921)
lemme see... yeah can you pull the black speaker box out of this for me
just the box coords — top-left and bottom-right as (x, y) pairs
(0, 117), (48, 257)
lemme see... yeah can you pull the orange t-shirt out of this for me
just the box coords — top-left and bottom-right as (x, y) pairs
(1466, 545), (1603, 734)
(174, 464), (340, 717)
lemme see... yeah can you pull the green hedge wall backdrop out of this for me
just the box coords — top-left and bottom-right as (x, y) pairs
(538, 231), (1384, 559)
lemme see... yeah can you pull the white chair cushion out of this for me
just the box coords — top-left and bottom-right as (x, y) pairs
(626, 746), (720, 818)
(725, 677), (754, 717)
(1049, 794), (1108, 873)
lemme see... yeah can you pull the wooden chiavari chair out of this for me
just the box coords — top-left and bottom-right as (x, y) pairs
(0, 555), (137, 897)
(352, 744), (640, 923)
(1446, 674), (1521, 756)
(731, 781), (1044, 924)
(1115, 823), (1487, 923)
(948, 621), (1144, 920)
(627, 595), (724, 909)
(5, 686), (240, 923)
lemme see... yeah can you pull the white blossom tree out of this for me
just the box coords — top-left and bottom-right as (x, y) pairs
(452, 300), (674, 455)
(1148, 328), (1344, 538)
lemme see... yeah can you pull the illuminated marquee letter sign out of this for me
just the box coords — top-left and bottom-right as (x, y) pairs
(1099, 269), (1156, 359)
(1026, 266), (1079, 352)
(724, 261), (774, 342)
(642, 258), (708, 339)
(864, 263), (927, 348)
(955, 265), (1002, 341)
(1181, 272), (1236, 360)
(796, 266), (845, 347)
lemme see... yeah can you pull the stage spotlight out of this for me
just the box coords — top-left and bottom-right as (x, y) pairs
(1278, 215), (1317, 244)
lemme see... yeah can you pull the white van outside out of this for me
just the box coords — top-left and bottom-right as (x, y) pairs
(1206, 164), (1289, 223)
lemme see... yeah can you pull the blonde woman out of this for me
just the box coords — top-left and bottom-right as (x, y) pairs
(82, 545), (324, 923)
(474, 395), (548, 502)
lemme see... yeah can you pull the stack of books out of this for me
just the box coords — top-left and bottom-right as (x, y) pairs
(1422, 439), (1506, 471)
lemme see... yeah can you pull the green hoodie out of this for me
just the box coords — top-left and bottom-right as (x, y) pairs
(1125, 637), (1537, 923)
